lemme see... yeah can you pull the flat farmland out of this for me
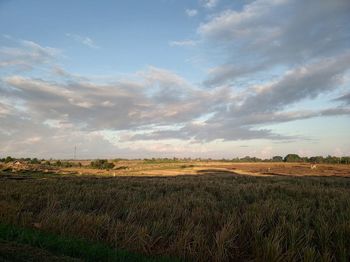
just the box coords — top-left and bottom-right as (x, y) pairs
(1, 161), (350, 261)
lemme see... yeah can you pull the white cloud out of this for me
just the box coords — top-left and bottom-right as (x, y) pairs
(169, 40), (197, 47)
(0, 102), (12, 117)
(2, 55), (349, 146)
(198, 0), (350, 87)
(185, 9), (198, 17)
(2, 34), (13, 40)
(235, 53), (350, 114)
(66, 33), (99, 49)
(1, 60), (349, 158)
(198, 0), (287, 38)
(0, 39), (60, 69)
(2, 65), (226, 132)
(200, 0), (219, 9)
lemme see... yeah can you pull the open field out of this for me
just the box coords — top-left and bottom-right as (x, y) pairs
(1, 161), (350, 261)
(2, 159), (350, 177)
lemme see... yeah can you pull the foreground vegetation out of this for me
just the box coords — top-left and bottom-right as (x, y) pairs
(0, 223), (174, 261)
(1, 169), (350, 261)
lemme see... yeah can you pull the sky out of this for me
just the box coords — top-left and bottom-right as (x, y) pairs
(0, 0), (350, 159)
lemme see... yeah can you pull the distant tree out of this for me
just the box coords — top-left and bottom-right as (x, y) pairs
(239, 156), (261, 162)
(4, 156), (14, 163)
(325, 155), (340, 164)
(340, 157), (350, 164)
(272, 156), (283, 162)
(61, 161), (73, 168)
(240, 156), (251, 162)
(301, 157), (309, 162)
(284, 154), (301, 162)
(309, 156), (324, 163)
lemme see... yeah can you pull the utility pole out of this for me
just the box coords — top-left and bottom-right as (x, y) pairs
(74, 146), (76, 160)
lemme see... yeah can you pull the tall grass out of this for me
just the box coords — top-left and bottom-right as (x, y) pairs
(1, 172), (350, 261)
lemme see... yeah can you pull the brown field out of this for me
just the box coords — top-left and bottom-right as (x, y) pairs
(5, 160), (349, 177)
(1, 161), (350, 261)
(82, 161), (350, 177)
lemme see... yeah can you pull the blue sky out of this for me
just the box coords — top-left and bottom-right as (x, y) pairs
(1, 0), (207, 79)
(0, 0), (350, 159)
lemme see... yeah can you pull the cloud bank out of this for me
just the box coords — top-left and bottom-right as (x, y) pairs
(1, 0), (350, 158)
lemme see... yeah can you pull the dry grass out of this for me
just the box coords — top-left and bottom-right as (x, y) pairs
(60, 161), (350, 178)
(1, 164), (350, 261)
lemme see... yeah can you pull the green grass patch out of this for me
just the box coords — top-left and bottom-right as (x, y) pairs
(0, 223), (178, 262)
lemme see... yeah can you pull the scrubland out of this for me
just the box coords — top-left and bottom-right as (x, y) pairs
(1, 161), (350, 261)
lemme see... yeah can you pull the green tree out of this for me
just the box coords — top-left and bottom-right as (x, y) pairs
(4, 156), (14, 163)
(325, 155), (340, 164)
(272, 156), (283, 162)
(309, 156), (324, 163)
(284, 154), (301, 162)
(341, 157), (350, 164)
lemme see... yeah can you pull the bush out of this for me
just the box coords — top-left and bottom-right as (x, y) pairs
(30, 158), (40, 164)
(90, 159), (114, 169)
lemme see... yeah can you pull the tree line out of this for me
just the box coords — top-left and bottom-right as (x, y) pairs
(1, 154), (350, 165)
(231, 154), (350, 164)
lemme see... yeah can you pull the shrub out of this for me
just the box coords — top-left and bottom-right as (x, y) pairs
(30, 158), (40, 164)
(90, 159), (114, 169)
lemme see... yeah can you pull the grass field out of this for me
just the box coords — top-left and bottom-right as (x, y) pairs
(1, 162), (350, 261)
